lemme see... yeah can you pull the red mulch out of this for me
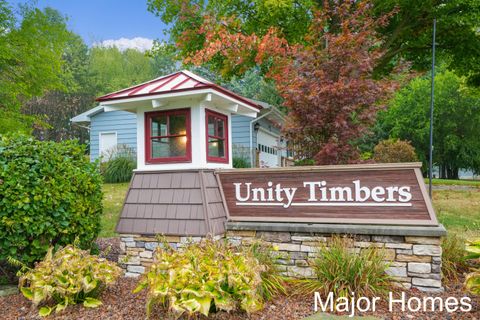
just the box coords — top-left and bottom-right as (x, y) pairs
(1, 276), (479, 320)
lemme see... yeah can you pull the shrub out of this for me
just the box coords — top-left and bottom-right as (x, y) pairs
(373, 139), (418, 163)
(233, 157), (250, 168)
(18, 245), (122, 317)
(247, 241), (287, 299)
(0, 134), (103, 266)
(293, 236), (392, 297)
(465, 239), (480, 294)
(442, 234), (468, 281)
(102, 144), (136, 183)
(134, 238), (282, 318)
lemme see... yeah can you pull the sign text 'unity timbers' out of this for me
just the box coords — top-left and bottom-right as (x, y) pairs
(217, 163), (438, 226)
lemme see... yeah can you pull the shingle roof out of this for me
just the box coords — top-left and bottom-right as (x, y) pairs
(96, 70), (262, 111)
(116, 170), (228, 236)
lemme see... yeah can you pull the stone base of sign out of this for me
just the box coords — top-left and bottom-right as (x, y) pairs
(117, 223), (446, 292)
(226, 222), (446, 293)
(117, 234), (222, 277)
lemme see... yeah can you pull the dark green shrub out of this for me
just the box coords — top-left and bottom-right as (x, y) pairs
(373, 139), (418, 163)
(233, 156), (250, 168)
(294, 158), (315, 166)
(103, 156), (136, 183)
(0, 134), (103, 266)
(101, 144), (136, 183)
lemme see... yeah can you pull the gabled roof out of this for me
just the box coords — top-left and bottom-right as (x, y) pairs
(70, 105), (104, 123)
(96, 70), (262, 111)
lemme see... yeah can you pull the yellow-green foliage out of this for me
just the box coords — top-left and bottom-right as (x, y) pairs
(442, 233), (468, 281)
(134, 239), (271, 318)
(465, 239), (480, 294)
(18, 245), (122, 317)
(293, 236), (392, 298)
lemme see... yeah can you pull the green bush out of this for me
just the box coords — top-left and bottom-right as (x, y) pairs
(293, 236), (392, 297)
(18, 245), (122, 317)
(134, 238), (282, 318)
(233, 157), (250, 168)
(101, 144), (136, 183)
(0, 134), (103, 266)
(442, 234), (468, 281)
(373, 139), (418, 163)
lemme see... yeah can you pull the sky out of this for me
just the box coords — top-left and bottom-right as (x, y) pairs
(7, 0), (170, 51)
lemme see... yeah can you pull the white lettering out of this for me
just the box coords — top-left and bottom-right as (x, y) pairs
(353, 180), (370, 202)
(283, 187), (297, 208)
(234, 183), (250, 202)
(460, 297), (472, 312)
(304, 181), (323, 201)
(398, 186), (412, 202)
(329, 187), (353, 201)
(389, 292), (406, 312)
(314, 292), (334, 312)
(371, 186), (386, 202)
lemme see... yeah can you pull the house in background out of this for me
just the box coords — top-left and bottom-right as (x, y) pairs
(71, 71), (289, 168)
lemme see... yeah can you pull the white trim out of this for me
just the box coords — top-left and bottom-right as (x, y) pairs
(99, 88), (260, 114)
(99, 131), (118, 160)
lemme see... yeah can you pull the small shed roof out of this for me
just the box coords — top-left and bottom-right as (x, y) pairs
(116, 170), (228, 236)
(96, 70), (262, 112)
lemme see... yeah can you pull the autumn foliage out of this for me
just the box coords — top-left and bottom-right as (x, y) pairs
(185, 1), (403, 164)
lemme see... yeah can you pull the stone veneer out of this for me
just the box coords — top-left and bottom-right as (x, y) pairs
(118, 223), (446, 293)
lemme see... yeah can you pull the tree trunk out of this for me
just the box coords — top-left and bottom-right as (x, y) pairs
(440, 165), (447, 179)
(447, 166), (459, 180)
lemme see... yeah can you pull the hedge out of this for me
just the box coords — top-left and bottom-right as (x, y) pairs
(0, 135), (103, 266)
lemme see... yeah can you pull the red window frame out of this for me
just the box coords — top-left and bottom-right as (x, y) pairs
(205, 109), (229, 163)
(145, 108), (191, 164)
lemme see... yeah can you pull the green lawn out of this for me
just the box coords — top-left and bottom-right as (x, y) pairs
(100, 183), (129, 237)
(425, 178), (480, 187)
(100, 183), (480, 238)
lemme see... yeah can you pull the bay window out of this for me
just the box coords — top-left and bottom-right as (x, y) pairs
(145, 109), (191, 163)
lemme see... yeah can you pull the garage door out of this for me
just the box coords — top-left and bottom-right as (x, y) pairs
(257, 130), (280, 167)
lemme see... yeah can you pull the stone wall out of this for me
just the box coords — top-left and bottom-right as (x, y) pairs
(118, 234), (220, 277)
(118, 224), (445, 293)
(225, 230), (443, 292)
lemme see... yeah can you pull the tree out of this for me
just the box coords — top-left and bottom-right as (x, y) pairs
(187, 1), (401, 164)
(148, 0), (480, 84)
(379, 69), (480, 179)
(0, 2), (75, 133)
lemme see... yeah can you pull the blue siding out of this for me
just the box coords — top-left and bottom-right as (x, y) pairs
(90, 111), (137, 161)
(231, 115), (251, 147)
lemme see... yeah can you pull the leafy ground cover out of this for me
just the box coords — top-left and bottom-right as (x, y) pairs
(425, 179), (480, 187)
(100, 183), (129, 237)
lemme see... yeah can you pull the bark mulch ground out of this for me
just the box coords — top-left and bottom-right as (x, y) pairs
(1, 276), (479, 320)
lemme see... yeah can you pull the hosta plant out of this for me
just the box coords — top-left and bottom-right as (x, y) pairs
(18, 245), (122, 317)
(465, 239), (480, 294)
(134, 239), (270, 318)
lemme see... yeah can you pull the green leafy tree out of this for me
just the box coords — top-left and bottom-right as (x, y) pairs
(380, 69), (480, 178)
(0, 3), (74, 133)
(147, 0), (480, 83)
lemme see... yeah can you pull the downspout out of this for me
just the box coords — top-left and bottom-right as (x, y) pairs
(249, 109), (274, 167)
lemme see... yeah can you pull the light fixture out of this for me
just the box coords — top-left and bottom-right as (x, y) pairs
(254, 123), (260, 132)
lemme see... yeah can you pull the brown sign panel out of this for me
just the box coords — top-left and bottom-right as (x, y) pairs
(216, 163), (438, 226)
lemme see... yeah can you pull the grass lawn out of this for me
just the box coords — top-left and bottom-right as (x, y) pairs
(100, 183), (480, 238)
(100, 183), (129, 237)
(425, 178), (480, 187)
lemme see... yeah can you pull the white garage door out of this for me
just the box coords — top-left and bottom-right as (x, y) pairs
(99, 132), (117, 160)
(257, 129), (280, 167)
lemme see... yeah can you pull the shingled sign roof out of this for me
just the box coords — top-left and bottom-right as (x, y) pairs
(116, 170), (228, 236)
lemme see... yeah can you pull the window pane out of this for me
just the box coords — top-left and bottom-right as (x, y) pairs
(151, 137), (187, 158)
(169, 115), (186, 135)
(208, 138), (225, 158)
(151, 115), (167, 136)
(216, 118), (224, 138)
(207, 115), (215, 136)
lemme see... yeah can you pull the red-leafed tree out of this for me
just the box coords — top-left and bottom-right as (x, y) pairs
(186, 1), (404, 164)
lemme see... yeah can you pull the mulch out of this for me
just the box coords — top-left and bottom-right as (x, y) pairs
(1, 238), (478, 319)
(1, 276), (478, 320)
